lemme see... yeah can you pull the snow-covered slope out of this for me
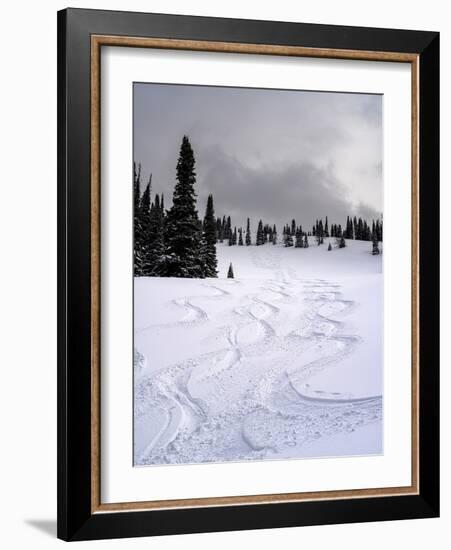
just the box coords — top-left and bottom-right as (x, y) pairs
(134, 237), (383, 466)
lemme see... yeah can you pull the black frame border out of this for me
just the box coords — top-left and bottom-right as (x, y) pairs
(57, 8), (439, 541)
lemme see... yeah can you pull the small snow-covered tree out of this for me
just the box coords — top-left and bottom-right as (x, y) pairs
(328, 242), (332, 251)
(227, 262), (234, 278)
(303, 234), (309, 248)
(238, 227), (243, 246)
(338, 236), (346, 248)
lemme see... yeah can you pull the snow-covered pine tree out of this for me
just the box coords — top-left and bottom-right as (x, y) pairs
(272, 225), (278, 245)
(202, 194), (218, 277)
(328, 242), (332, 251)
(164, 136), (204, 278)
(339, 235), (346, 248)
(238, 227), (243, 246)
(325, 216), (329, 237)
(303, 234), (309, 248)
(245, 218), (251, 245)
(227, 262), (234, 278)
(232, 226), (237, 245)
(256, 220), (264, 245)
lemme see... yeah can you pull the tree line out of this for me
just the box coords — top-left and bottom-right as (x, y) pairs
(134, 136), (383, 278)
(134, 136), (218, 278)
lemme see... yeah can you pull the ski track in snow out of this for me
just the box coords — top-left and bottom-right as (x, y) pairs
(134, 252), (382, 466)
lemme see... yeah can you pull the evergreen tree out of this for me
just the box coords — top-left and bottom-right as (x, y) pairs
(328, 242), (332, 251)
(238, 227), (244, 246)
(272, 226), (278, 245)
(295, 227), (303, 248)
(142, 193), (166, 276)
(245, 218), (251, 245)
(202, 194), (218, 277)
(226, 216), (232, 241)
(325, 216), (329, 237)
(303, 234), (309, 248)
(227, 262), (234, 278)
(339, 236), (346, 248)
(164, 136), (204, 277)
(256, 220), (264, 245)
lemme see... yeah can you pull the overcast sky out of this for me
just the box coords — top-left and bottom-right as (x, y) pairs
(134, 82), (382, 233)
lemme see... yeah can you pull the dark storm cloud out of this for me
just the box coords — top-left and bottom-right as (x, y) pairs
(133, 83), (382, 231)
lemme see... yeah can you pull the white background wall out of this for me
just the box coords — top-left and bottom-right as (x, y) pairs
(0, 1), (448, 548)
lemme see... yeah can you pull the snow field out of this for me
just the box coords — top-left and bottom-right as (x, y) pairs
(134, 237), (383, 465)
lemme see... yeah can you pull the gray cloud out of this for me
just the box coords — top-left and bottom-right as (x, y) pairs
(133, 82), (382, 232)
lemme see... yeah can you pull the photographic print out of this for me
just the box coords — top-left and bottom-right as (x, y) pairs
(133, 83), (383, 467)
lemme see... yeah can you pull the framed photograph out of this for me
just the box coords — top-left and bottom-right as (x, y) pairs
(57, 8), (439, 541)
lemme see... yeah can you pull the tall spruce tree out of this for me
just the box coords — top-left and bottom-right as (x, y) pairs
(256, 220), (264, 245)
(238, 228), (244, 246)
(164, 136), (203, 277)
(202, 194), (218, 277)
(245, 218), (251, 245)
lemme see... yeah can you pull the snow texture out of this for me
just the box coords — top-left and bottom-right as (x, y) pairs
(134, 238), (383, 466)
